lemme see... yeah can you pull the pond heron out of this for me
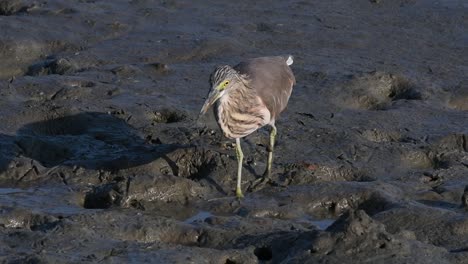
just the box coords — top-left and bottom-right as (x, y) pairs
(200, 55), (296, 198)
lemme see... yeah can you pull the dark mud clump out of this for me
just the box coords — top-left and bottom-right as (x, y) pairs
(26, 57), (78, 76)
(152, 108), (187, 124)
(335, 71), (422, 110)
(0, 0), (30, 16)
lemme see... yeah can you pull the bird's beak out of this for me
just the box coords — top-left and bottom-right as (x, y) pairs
(200, 89), (221, 115)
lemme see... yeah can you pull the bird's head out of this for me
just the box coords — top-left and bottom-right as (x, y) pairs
(200, 65), (239, 115)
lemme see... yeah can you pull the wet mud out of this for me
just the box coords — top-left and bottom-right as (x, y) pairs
(0, 0), (467, 263)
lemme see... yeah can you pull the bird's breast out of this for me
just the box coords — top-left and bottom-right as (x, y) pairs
(216, 94), (270, 139)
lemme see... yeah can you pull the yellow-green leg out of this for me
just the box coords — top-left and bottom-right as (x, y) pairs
(264, 124), (277, 178)
(249, 124), (277, 192)
(235, 138), (244, 198)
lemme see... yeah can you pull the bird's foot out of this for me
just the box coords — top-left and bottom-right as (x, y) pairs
(236, 187), (244, 199)
(248, 171), (276, 192)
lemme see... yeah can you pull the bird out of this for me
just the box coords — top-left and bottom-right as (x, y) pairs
(199, 55), (296, 198)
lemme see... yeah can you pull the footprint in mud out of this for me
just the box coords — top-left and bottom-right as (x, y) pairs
(335, 71), (422, 110)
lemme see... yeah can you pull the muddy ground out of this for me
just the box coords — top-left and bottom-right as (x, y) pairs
(0, 0), (467, 263)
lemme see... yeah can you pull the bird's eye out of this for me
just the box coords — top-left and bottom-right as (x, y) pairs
(219, 80), (229, 90)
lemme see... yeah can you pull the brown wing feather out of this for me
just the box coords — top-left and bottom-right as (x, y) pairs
(234, 56), (295, 120)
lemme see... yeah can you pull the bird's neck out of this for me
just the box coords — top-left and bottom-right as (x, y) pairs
(220, 86), (256, 109)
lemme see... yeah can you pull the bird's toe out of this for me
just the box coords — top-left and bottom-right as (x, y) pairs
(248, 175), (274, 192)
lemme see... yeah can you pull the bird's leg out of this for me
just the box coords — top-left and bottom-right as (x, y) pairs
(235, 138), (244, 198)
(264, 124), (277, 179)
(248, 124), (277, 192)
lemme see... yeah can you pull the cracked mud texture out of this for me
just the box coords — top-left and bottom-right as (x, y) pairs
(0, 0), (467, 263)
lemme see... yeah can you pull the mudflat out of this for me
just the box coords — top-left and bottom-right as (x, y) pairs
(0, 0), (467, 263)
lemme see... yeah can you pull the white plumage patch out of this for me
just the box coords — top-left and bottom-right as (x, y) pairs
(286, 55), (294, 66)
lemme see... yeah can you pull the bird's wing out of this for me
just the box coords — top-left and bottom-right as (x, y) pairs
(234, 56), (295, 120)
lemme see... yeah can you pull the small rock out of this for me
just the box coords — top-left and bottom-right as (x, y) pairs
(111, 65), (140, 77)
(148, 62), (170, 74)
(257, 23), (274, 32)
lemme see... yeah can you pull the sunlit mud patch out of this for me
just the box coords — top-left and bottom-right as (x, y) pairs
(336, 71), (422, 110)
(447, 84), (468, 110)
(83, 174), (210, 209)
(282, 162), (375, 185)
(426, 133), (468, 169)
(0, 207), (59, 231)
(401, 138), (466, 170)
(401, 150), (436, 170)
(275, 182), (400, 219)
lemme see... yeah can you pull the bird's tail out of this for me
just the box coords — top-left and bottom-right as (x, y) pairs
(286, 55), (294, 66)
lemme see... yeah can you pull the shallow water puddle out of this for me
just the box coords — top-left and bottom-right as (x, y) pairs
(310, 219), (335, 230)
(0, 186), (85, 216)
(0, 188), (34, 195)
(297, 216), (336, 230)
(184, 211), (213, 224)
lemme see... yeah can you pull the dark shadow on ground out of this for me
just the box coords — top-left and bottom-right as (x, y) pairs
(0, 134), (17, 174)
(11, 112), (181, 171)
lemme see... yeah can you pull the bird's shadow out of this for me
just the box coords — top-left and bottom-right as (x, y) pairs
(3, 112), (179, 173)
(0, 112), (242, 197)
